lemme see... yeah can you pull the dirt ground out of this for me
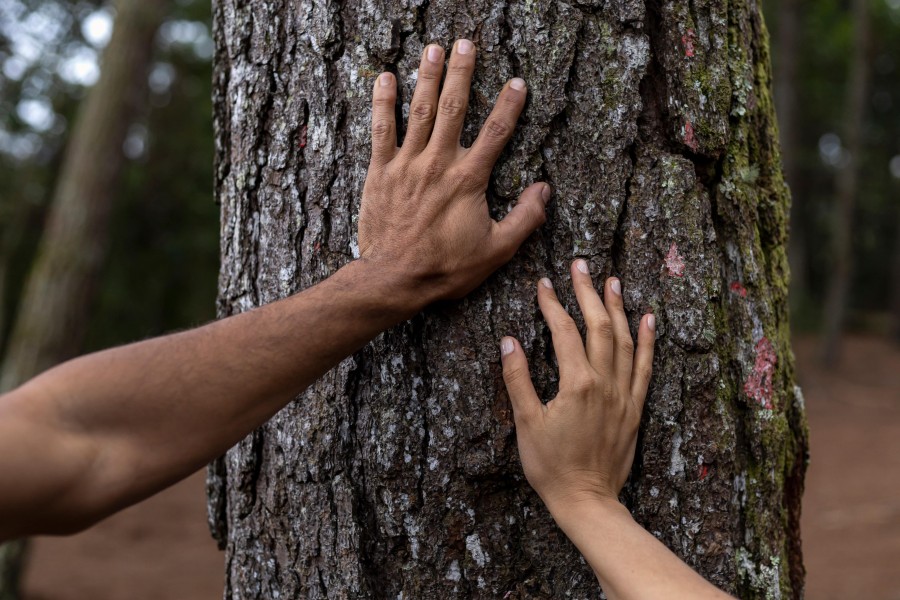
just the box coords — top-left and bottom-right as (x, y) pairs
(20, 334), (900, 599)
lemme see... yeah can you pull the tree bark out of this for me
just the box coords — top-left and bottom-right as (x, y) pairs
(821, 0), (871, 365)
(208, 1), (808, 598)
(0, 0), (165, 597)
(773, 0), (806, 307)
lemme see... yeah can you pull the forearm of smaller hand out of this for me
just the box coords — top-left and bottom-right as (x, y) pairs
(547, 496), (733, 600)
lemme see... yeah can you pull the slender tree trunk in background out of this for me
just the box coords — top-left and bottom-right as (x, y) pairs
(0, 199), (33, 356)
(892, 204), (900, 343)
(208, 1), (807, 598)
(0, 0), (165, 597)
(821, 0), (871, 365)
(774, 0), (806, 307)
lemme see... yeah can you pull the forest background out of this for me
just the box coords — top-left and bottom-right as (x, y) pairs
(1, 0), (898, 598)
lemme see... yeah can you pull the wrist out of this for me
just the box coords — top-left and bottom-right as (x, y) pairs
(543, 490), (631, 532)
(341, 258), (432, 320)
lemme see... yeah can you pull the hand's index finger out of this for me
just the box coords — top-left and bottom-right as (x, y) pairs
(370, 72), (398, 166)
(536, 278), (592, 384)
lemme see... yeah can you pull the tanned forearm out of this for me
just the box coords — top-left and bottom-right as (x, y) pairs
(0, 39), (550, 540)
(0, 260), (418, 538)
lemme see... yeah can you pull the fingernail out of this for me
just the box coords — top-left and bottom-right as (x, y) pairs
(647, 314), (656, 331)
(426, 45), (441, 63)
(610, 278), (621, 295)
(457, 39), (474, 55)
(541, 183), (552, 203)
(379, 73), (392, 87)
(575, 259), (589, 274)
(501, 338), (515, 357)
(510, 77), (525, 91)
(540, 277), (553, 289)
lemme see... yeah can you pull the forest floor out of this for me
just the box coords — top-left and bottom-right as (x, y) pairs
(20, 333), (900, 600)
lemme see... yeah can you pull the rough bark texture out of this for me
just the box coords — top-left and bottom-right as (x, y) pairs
(773, 0), (804, 305)
(0, 0), (165, 597)
(208, 1), (808, 598)
(821, 0), (870, 365)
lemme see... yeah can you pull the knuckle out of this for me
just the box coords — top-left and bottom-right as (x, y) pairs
(373, 95), (395, 108)
(527, 202), (547, 226)
(587, 314), (613, 338)
(501, 91), (521, 107)
(417, 69), (440, 82)
(410, 101), (436, 122)
(448, 60), (473, 74)
(565, 372), (601, 396)
(438, 95), (466, 118)
(444, 164), (470, 187)
(638, 364), (653, 385)
(503, 365), (529, 387)
(371, 119), (393, 138)
(554, 316), (581, 336)
(484, 118), (511, 140)
(418, 155), (445, 178)
(618, 336), (635, 356)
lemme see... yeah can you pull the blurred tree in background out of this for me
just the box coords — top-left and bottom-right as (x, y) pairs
(0, 0), (217, 362)
(0, 0), (216, 596)
(766, 0), (900, 344)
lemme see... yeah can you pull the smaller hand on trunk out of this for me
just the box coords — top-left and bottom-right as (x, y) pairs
(500, 261), (656, 513)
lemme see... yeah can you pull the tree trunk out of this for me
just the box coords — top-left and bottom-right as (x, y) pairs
(891, 202), (900, 344)
(208, 1), (808, 598)
(821, 0), (871, 365)
(773, 0), (806, 308)
(0, 199), (34, 357)
(0, 0), (165, 597)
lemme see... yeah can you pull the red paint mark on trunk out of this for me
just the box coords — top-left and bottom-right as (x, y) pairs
(684, 120), (699, 152)
(730, 281), (748, 297)
(698, 464), (710, 480)
(299, 124), (308, 149)
(744, 337), (777, 409)
(682, 28), (696, 57)
(664, 242), (686, 277)
(313, 241), (321, 253)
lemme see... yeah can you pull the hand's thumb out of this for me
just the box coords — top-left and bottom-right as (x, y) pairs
(493, 183), (550, 259)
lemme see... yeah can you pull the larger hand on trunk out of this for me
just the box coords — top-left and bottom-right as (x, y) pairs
(358, 39), (551, 309)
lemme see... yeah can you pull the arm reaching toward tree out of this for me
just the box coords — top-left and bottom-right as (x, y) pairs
(0, 39), (549, 541)
(501, 261), (733, 600)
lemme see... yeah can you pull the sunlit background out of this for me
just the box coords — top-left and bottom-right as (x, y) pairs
(1, 0), (898, 599)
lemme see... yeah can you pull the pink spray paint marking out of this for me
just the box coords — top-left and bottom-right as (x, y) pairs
(299, 124), (308, 149)
(684, 120), (699, 152)
(730, 281), (748, 297)
(682, 28), (696, 58)
(744, 337), (777, 409)
(698, 464), (710, 481)
(664, 242), (686, 277)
